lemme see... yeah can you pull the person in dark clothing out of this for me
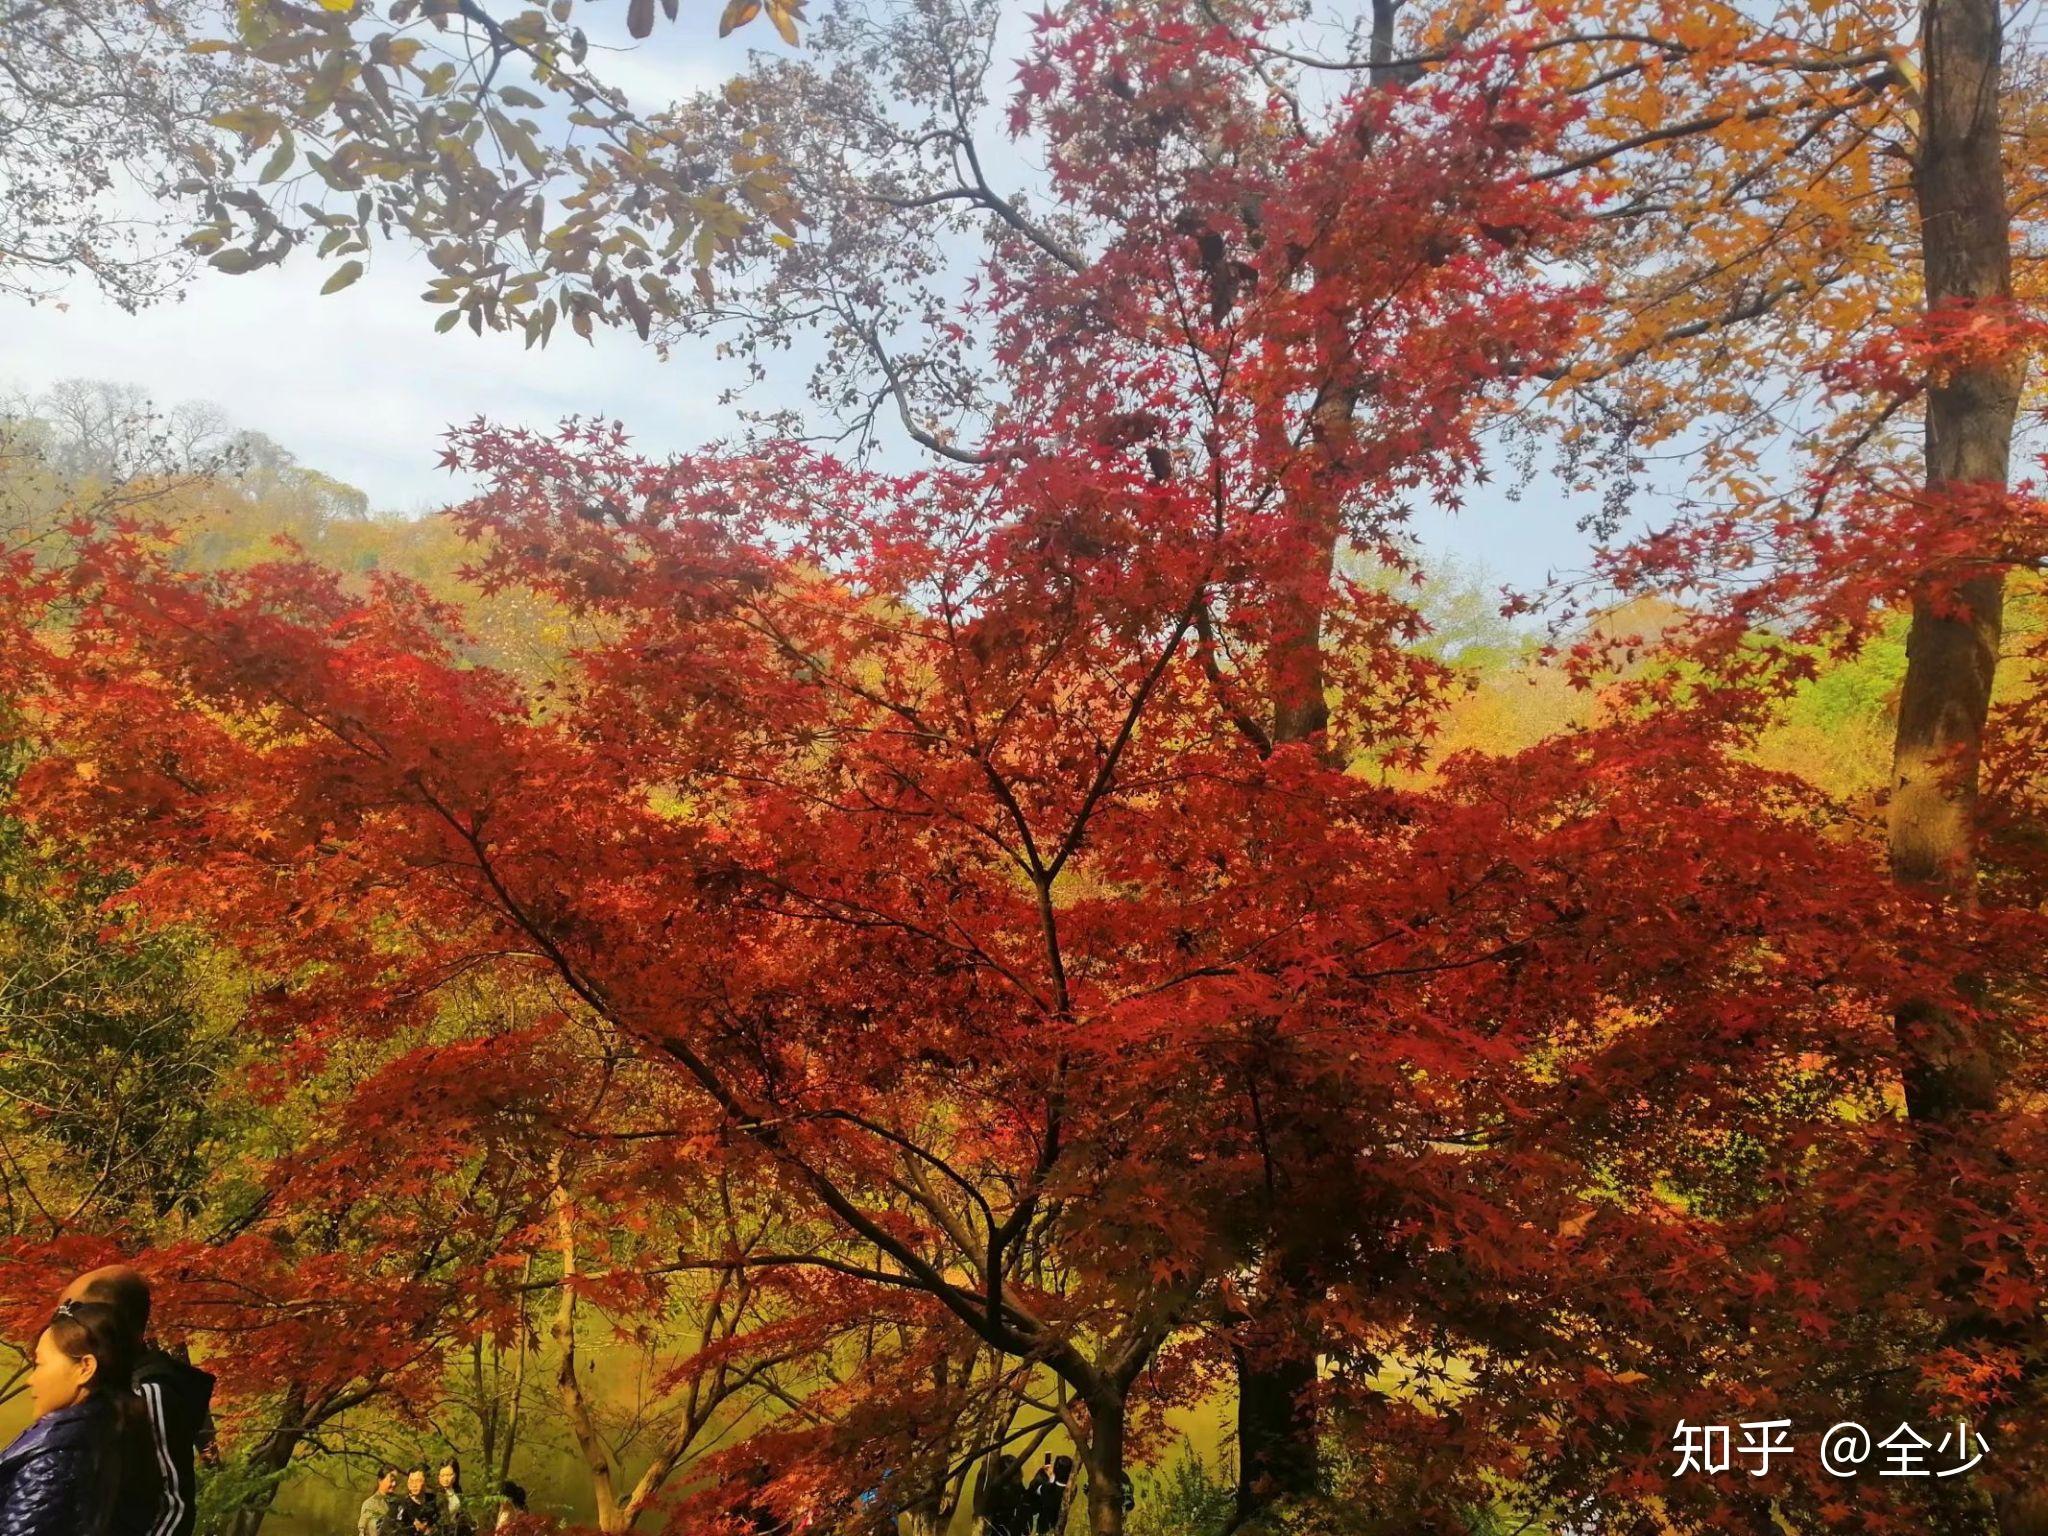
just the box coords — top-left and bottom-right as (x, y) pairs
(62, 1265), (215, 1536)
(396, 1468), (442, 1536)
(0, 1299), (155, 1536)
(853, 1466), (898, 1535)
(1026, 1458), (1052, 1534)
(730, 1461), (792, 1536)
(978, 1456), (1032, 1536)
(493, 1482), (526, 1531)
(1035, 1457), (1073, 1535)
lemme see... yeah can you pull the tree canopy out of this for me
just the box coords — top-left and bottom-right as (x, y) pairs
(4, 1), (2048, 1535)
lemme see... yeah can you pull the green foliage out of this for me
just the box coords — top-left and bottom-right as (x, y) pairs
(195, 1451), (292, 1536)
(1127, 1445), (1234, 1536)
(0, 731), (230, 1227)
(1407, 558), (1539, 675)
(1749, 620), (1909, 800)
(1789, 622), (1910, 737)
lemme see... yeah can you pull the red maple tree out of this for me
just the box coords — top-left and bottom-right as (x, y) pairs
(0, 5), (2019, 1532)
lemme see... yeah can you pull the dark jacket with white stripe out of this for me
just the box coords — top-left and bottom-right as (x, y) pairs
(133, 1349), (214, 1536)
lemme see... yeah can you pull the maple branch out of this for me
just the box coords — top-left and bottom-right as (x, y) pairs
(937, 46), (1086, 276)
(1243, 24), (1896, 81)
(594, 1251), (945, 1293)
(401, 785), (1096, 1377)
(806, 1107), (1000, 1239)
(1044, 602), (1201, 884)
(1534, 66), (1897, 183)
(1545, 278), (1810, 384)
(1807, 392), (1916, 520)
(1535, 106), (1770, 181)
(1194, 597), (1273, 757)
(975, 604), (1213, 1300)
(744, 870), (1051, 1008)
(853, 316), (1001, 466)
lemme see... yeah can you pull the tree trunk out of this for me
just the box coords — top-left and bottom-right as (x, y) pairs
(903, 1354), (960, 1536)
(1895, 0), (2017, 982)
(1899, 5), (2035, 1533)
(221, 1383), (312, 1536)
(495, 1261), (531, 1491)
(1229, 905), (1327, 1520)
(1228, 381), (1356, 1524)
(1233, 1338), (1318, 1522)
(551, 1176), (628, 1532)
(1081, 1394), (1128, 1536)
(618, 1399), (721, 1529)
(1265, 503), (1339, 747)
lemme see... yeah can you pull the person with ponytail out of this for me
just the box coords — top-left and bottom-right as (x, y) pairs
(0, 1298), (157, 1536)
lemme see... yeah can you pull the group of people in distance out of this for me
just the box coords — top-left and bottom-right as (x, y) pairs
(980, 1453), (1076, 1536)
(0, 1259), (1108, 1536)
(358, 1461), (521, 1536)
(0, 1264), (213, 1536)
